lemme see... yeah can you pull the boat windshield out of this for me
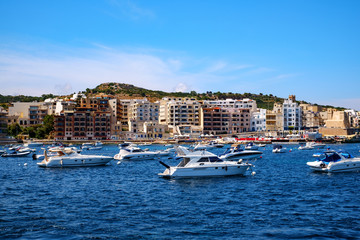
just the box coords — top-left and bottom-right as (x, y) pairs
(339, 151), (354, 159)
(318, 152), (342, 162)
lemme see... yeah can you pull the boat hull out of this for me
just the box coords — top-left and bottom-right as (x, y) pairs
(159, 164), (250, 178)
(37, 156), (113, 168)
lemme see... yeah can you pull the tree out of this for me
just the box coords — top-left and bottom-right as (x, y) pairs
(7, 123), (22, 137)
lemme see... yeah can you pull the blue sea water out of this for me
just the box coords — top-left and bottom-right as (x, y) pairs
(1, 143), (360, 239)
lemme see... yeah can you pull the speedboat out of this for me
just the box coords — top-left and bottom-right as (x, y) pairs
(158, 150), (253, 178)
(23, 141), (43, 148)
(193, 142), (215, 151)
(219, 144), (262, 161)
(37, 148), (113, 168)
(114, 146), (160, 161)
(2, 150), (31, 157)
(307, 150), (360, 173)
(298, 142), (314, 150)
(310, 142), (326, 149)
(245, 142), (259, 150)
(272, 144), (286, 153)
(207, 140), (224, 148)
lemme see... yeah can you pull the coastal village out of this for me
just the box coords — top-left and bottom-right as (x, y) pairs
(1, 85), (359, 144)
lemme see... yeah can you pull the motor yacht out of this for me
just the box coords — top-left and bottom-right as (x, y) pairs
(193, 142), (215, 151)
(158, 150), (253, 178)
(114, 146), (160, 161)
(219, 144), (262, 161)
(245, 142), (259, 150)
(306, 150), (360, 173)
(298, 142), (314, 150)
(37, 148), (113, 168)
(2, 150), (31, 157)
(272, 144), (287, 153)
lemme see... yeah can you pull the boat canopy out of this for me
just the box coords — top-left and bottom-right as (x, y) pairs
(273, 145), (282, 149)
(317, 151), (342, 162)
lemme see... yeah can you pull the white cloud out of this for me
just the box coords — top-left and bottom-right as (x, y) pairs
(174, 83), (190, 92)
(0, 45), (301, 99)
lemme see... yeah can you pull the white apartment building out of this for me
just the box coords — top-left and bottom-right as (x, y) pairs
(127, 99), (159, 134)
(251, 108), (266, 131)
(283, 95), (302, 130)
(202, 98), (257, 111)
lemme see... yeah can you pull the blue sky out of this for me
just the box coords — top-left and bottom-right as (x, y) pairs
(0, 0), (359, 109)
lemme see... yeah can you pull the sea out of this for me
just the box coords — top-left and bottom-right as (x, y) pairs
(1, 143), (360, 239)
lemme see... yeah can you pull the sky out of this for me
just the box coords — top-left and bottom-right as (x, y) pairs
(0, 0), (359, 110)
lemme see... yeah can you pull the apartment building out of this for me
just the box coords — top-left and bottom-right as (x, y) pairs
(265, 103), (283, 131)
(127, 99), (159, 133)
(202, 107), (251, 135)
(8, 102), (48, 127)
(202, 98), (257, 111)
(282, 95), (301, 130)
(54, 97), (111, 140)
(159, 97), (201, 129)
(251, 108), (266, 131)
(300, 104), (322, 129)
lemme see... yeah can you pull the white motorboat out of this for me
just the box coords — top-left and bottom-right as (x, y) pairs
(114, 146), (160, 161)
(309, 142), (326, 149)
(2, 150), (31, 157)
(37, 148), (113, 168)
(298, 142), (314, 150)
(158, 150), (253, 178)
(219, 144), (262, 161)
(272, 144), (287, 153)
(193, 142), (214, 151)
(207, 140), (224, 148)
(307, 150), (360, 173)
(24, 141), (43, 148)
(245, 142), (259, 150)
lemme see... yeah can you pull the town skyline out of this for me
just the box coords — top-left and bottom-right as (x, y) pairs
(1, 1), (359, 110)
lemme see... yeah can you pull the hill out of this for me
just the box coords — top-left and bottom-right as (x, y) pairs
(0, 83), (346, 111)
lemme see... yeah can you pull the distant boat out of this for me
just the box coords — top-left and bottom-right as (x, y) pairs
(272, 145), (286, 153)
(219, 144), (262, 161)
(2, 150), (31, 157)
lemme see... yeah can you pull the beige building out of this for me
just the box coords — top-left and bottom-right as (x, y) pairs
(8, 102), (48, 127)
(159, 97), (201, 131)
(266, 103), (283, 131)
(300, 104), (322, 129)
(127, 99), (159, 134)
(319, 110), (354, 136)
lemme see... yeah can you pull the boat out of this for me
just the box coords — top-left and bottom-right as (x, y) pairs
(193, 142), (214, 151)
(219, 144), (262, 161)
(1, 150), (32, 157)
(114, 146), (160, 161)
(310, 142), (326, 149)
(306, 150), (360, 173)
(298, 142), (314, 150)
(272, 144), (287, 153)
(207, 140), (224, 148)
(37, 148), (113, 168)
(23, 141), (43, 148)
(245, 142), (259, 150)
(158, 149), (253, 178)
